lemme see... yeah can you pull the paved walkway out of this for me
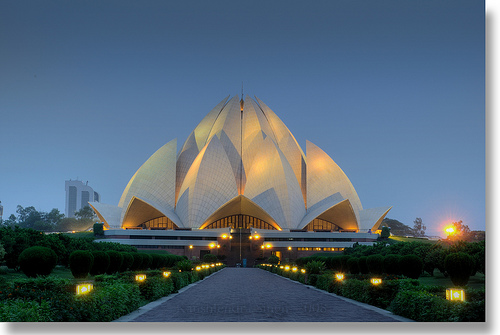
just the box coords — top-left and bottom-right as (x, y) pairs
(117, 268), (412, 322)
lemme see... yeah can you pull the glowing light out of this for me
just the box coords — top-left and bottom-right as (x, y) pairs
(196, 266), (202, 271)
(446, 289), (465, 301)
(288, 246), (292, 250)
(163, 271), (171, 278)
(254, 235), (260, 240)
(284, 266), (290, 271)
(135, 274), (146, 282)
(300, 269), (306, 274)
(76, 283), (93, 295)
(229, 236), (233, 239)
(189, 245), (193, 249)
(209, 243), (215, 248)
(211, 264), (215, 267)
(335, 273), (345, 281)
(221, 234), (228, 239)
(261, 245), (265, 249)
(370, 278), (382, 285)
(445, 226), (455, 234)
(280, 266), (284, 269)
(265, 244), (272, 249)
(292, 267), (298, 272)
(217, 245), (220, 248)
(249, 236), (253, 239)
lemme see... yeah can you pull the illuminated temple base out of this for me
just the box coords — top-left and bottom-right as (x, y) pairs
(99, 228), (378, 266)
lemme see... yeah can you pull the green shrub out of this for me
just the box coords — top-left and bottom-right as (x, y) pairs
(315, 274), (332, 291)
(267, 255), (280, 265)
(358, 256), (369, 274)
(106, 250), (123, 274)
(0, 299), (54, 322)
(170, 271), (191, 291)
(347, 257), (359, 274)
(445, 252), (474, 286)
(175, 260), (193, 272)
(69, 250), (94, 279)
(340, 255), (351, 272)
(307, 274), (320, 286)
(305, 260), (325, 275)
(398, 254), (423, 279)
(150, 254), (163, 269)
(366, 254), (384, 275)
(389, 290), (451, 322)
(131, 253), (143, 271)
(120, 252), (134, 272)
(137, 276), (174, 301)
(93, 223), (104, 236)
(383, 254), (401, 275)
(202, 253), (217, 263)
(340, 279), (370, 302)
(141, 253), (153, 270)
(18, 246), (58, 277)
(90, 251), (110, 276)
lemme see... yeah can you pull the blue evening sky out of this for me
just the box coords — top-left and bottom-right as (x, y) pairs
(0, 0), (485, 237)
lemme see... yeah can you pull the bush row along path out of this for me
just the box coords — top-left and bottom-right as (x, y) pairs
(117, 268), (412, 322)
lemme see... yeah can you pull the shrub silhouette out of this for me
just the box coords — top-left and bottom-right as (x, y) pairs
(69, 250), (94, 278)
(18, 246), (57, 278)
(445, 252), (474, 286)
(89, 251), (110, 276)
(383, 254), (401, 275)
(399, 254), (423, 279)
(106, 250), (123, 274)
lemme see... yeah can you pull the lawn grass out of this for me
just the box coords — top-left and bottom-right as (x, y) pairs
(0, 265), (76, 281)
(389, 236), (438, 243)
(418, 270), (485, 290)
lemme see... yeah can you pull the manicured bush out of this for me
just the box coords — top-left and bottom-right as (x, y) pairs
(69, 250), (94, 279)
(170, 271), (191, 291)
(202, 253), (217, 263)
(137, 276), (174, 301)
(0, 299), (53, 322)
(18, 246), (58, 277)
(305, 260), (325, 275)
(141, 253), (153, 270)
(106, 250), (123, 274)
(131, 253), (143, 271)
(383, 254), (401, 275)
(120, 252), (134, 272)
(340, 255), (351, 272)
(389, 290), (451, 322)
(366, 254), (384, 275)
(358, 256), (369, 274)
(444, 252), (474, 286)
(90, 251), (110, 276)
(150, 254), (163, 269)
(267, 255), (280, 265)
(399, 254), (423, 279)
(93, 223), (104, 236)
(175, 260), (193, 272)
(347, 257), (359, 274)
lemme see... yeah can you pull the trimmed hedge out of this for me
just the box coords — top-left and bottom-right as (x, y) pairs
(399, 254), (423, 279)
(120, 252), (134, 272)
(69, 250), (94, 278)
(383, 254), (401, 275)
(90, 251), (110, 276)
(18, 246), (58, 278)
(106, 250), (123, 274)
(445, 252), (474, 286)
(366, 254), (384, 275)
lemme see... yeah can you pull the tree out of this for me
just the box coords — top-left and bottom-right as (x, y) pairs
(380, 226), (391, 239)
(412, 217), (426, 237)
(74, 206), (96, 220)
(447, 220), (472, 242)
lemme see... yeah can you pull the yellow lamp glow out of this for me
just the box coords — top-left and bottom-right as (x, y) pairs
(217, 245), (220, 248)
(221, 234), (228, 239)
(261, 245), (265, 249)
(209, 243), (215, 248)
(335, 273), (345, 281)
(265, 244), (272, 249)
(229, 236), (233, 239)
(249, 236), (253, 239)
(292, 267), (298, 272)
(301, 269), (306, 274)
(288, 246), (292, 250)
(446, 289), (465, 301)
(163, 271), (171, 278)
(211, 264), (215, 267)
(189, 245), (193, 249)
(254, 235), (260, 240)
(284, 266), (290, 271)
(370, 278), (382, 285)
(196, 266), (201, 271)
(135, 274), (146, 282)
(280, 266), (284, 269)
(76, 283), (93, 295)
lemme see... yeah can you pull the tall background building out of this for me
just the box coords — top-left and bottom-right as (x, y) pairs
(65, 180), (100, 217)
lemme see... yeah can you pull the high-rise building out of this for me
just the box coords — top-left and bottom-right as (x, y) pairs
(65, 180), (100, 217)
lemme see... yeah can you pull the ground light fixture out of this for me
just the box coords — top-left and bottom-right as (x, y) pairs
(189, 245), (193, 249)
(196, 266), (202, 271)
(292, 267), (298, 272)
(135, 274), (147, 282)
(446, 288), (465, 302)
(370, 278), (382, 285)
(76, 283), (93, 295)
(163, 271), (171, 278)
(284, 265), (290, 271)
(301, 269), (306, 274)
(288, 246), (292, 250)
(335, 273), (345, 281)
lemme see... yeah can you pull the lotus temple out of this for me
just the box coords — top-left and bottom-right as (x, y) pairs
(90, 95), (391, 266)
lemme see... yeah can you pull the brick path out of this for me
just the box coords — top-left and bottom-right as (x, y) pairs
(121, 268), (411, 322)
